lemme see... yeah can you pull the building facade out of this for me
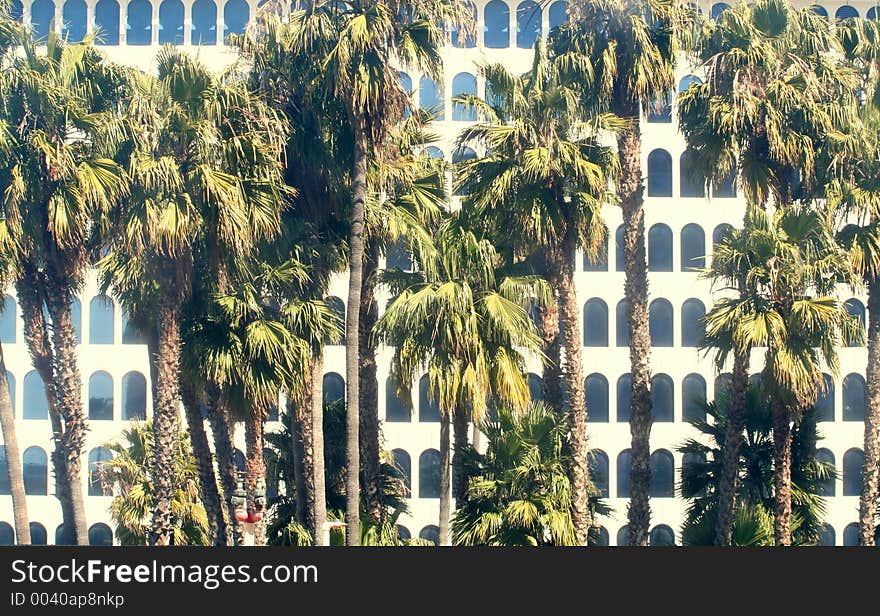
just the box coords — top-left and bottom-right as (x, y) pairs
(0, 0), (874, 547)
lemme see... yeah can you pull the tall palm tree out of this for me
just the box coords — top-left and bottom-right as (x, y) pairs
(0, 326), (28, 544)
(678, 0), (858, 545)
(455, 40), (618, 545)
(375, 216), (545, 545)
(555, 0), (693, 546)
(102, 48), (289, 545)
(0, 28), (129, 545)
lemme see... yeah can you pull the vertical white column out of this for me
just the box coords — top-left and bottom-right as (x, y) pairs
(23, 0), (31, 28)
(86, 0), (95, 35)
(507, 1), (514, 48)
(119, 0), (127, 44)
(182, 0), (191, 45)
(54, 0), (62, 36)
(151, 0), (158, 45)
(217, 0), (225, 45)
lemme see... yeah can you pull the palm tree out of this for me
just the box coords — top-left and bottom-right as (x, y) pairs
(554, 0), (693, 546)
(455, 40), (618, 545)
(704, 205), (860, 545)
(102, 48), (289, 545)
(678, 0), (858, 545)
(375, 216), (545, 545)
(0, 28), (129, 545)
(0, 326), (28, 544)
(100, 422), (210, 546)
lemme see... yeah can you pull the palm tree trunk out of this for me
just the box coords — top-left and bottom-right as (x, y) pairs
(245, 412), (266, 546)
(714, 349), (750, 546)
(15, 275), (73, 543)
(535, 249), (563, 414)
(0, 342), (29, 544)
(860, 275), (880, 545)
(288, 392), (309, 530)
(180, 379), (227, 545)
(617, 107), (652, 547)
(771, 396), (793, 546)
(344, 117), (368, 546)
(359, 242), (381, 525)
(311, 353), (327, 546)
(206, 386), (242, 545)
(553, 236), (591, 545)
(43, 275), (88, 546)
(438, 411), (451, 546)
(452, 404), (470, 509)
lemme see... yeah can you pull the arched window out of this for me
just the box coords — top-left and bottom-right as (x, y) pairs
(29, 522), (47, 545)
(649, 449), (674, 498)
(651, 374), (674, 422)
(710, 3), (730, 21)
(870, 7), (880, 21)
(585, 373), (609, 423)
(616, 524), (630, 546)
(682, 374), (707, 422)
(385, 241), (412, 271)
(589, 526), (609, 546)
(419, 525), (440, 545)
(419, 75), (444, 120)
(836, 5), (858, 21)
(648, 224), (673, 272)
(89, 295), (115, 344)
(0, 521), (12, 545)
(682, 451), (707, 497)
(126, 0), (151, 45)
(62, 0), (87, 42)
(223, 0), (248, 41)
(425, 146), (444, 160)
(484, 0), (510, 48)
(418, 375), (440, 422)
(9, 0), (22, 21)
(681, 298), (705, 347)
(399, 71), (412, 94)
(818, 523), (835, 546)
(324, 296), (344, 345)
(23, 371), (48, 420)
(714, 373), (733, 402)
(396, 525), (411, 540)
(843, 523), (859, 546)
(70, 297), (82, 344)
(590, 450), (609, 497)
(583, 299), (608, 347)
(0, 446), (8, 494)
(88, 523), (113, 546)
(713, 166), (736, 198)
(158, 0), (184, 44)
(712, 223), (734, 248)
(95, 0), (120, 45)
(55, 524), (74, 545)
(450, 1), (476, 47)
(122, 371), (147, 421)
(843, 373), (866, 421)
(392, 449), (411, 495)
(548, 1), (567, 31)
(88, 447), (112, 496)
(263, 448), (279, 499)
(650, 524), (675, 546)
(31, 0), (54, 40)
(616, 374), (634, 425)
(616, 299), (630, 347)
(647, 90), (672, 123)
(322, 373), (344, 407)
(528, 373), (543, 402)
(678, 75), (702, 94)
(515, 0), (540, 49)
(583, 234), (608, 271)
(679, 151), (705, 198)
(121, 311), (147, 344)
(680, 224), (705, 272)
(451, 73), (477, 121)
(0, 295), (16, 344)
(233, 448), (245, 472)
(843, 448), (864, 496)
(816, 448), (835, 497)
(615, 225), (625, 272)
(418, 449), (441, 498)
(647, 149), (673, 197)
(23, 446), (47, 495)
(845, 298), (866, 347)
(88, 371), (113, 421)
(649, 298), (673, 347)
(814, 373), (834, 422)
(385, 378), (410, 422)
(452, 147), (477, 196)
(616, 449), (631, 497)
(191, 0), (217, 44)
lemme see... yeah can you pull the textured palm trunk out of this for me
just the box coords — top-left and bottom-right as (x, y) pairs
(206, 387), (243, 546)
(452, 405), (470, 509)
(43, 275), (88, 546)
(860, 275), (880, 545)
(553, 234), (591, 545)
(535, 248), (563, 414)
(15, 276), (73, 543)
(344, 119), (368, 546)
(289, 390), (309, 530)
(771, 395), (793, 546)
(438, 411), (451, 546)
(150, 296), (182, 546)
(713, 349), (750, 546)
(617, 105), (652, 547)
(359, 243), (381, 525)
(180, 380), (227, 545)
(311, 354), (327, 545)
(245, 413), (266, 546)
(0, 342), (30, 544)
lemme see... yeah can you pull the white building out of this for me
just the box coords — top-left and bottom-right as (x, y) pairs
(0, 0), (874, 547)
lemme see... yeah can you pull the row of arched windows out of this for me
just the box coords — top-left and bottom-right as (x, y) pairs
(0, 521), (113, 545)
(709, 4), (873, 23)
(0, 293), (148, 346)
(395, 524), (443, 545)
(17, 370), (147, 421)
(0, 445), (114, 496)
(391, 448), (441, 499)
(815, 447), (865, 497)
(583, 297), (705, 348)
(646, 149), (736, 198)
